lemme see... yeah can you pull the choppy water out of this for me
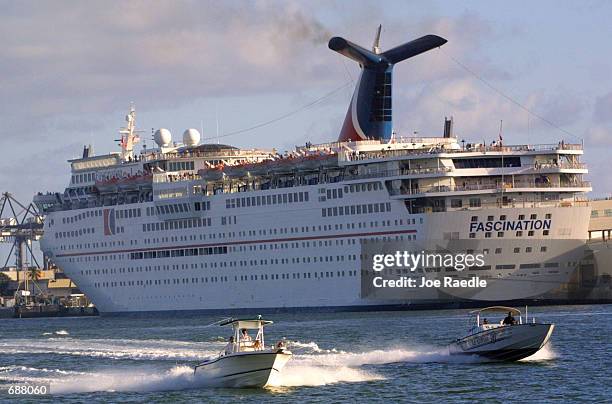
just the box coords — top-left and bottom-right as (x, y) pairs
(0, 305), (609, 403)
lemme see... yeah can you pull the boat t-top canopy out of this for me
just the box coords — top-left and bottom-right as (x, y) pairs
(219, 317), (273, 330)
(470, 306), (521, 315)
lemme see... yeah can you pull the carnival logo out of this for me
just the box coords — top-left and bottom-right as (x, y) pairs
(103, 208), (116, 236)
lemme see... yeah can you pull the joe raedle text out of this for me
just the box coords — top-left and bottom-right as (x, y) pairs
(372, 276), (488, 289)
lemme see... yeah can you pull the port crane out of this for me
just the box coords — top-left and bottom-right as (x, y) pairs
(0, 192), (45, 294)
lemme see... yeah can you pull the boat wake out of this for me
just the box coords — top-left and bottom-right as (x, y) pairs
(0, 337), (221, 361)
(0, 338), (557, 394)
(520, 343), (557, 362)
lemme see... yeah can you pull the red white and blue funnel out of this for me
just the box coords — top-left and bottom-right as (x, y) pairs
(329, 27), (447, 142)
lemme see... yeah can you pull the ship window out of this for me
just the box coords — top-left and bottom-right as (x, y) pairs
(451, 199), (462, 208)
(530, 214), (537, 220)
(545, 213), (552, 219)
(516, 231), (523, 237)
(469, 198), (481, 208)
(497, 232), (504, 237)
(518, 214), (525, 220)
(469, 233), (476, 239)
(543, 230), (549, 236)
(514, 247), (520, 253)
(485, 232), (491, 238)
(528, 231), (535, 236)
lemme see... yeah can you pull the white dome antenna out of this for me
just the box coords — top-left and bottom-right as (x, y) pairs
(154, 128), (172, 147)
(183, 128), (201, 146)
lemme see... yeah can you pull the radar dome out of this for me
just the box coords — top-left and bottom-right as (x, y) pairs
(154, 128), (172, 147)
(183, 128), (201, 146)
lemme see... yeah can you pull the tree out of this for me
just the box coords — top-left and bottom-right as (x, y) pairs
(27, 267), (41, 295)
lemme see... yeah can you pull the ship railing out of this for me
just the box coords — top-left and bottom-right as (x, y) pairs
(391, 180), (592, 196)
(339, 143), (583, 163)
(406, 199), (590, 213)
(345, 167), (453, 181)
(528, 162), (587, 170)
(139, 149), (275, 163)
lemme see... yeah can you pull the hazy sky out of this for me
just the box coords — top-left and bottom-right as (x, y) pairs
(1, 0), (611, 208)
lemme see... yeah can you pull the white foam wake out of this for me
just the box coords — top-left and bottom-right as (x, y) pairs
(1, 339), (555, 394)
(50, 366), (209, 394)
(0, 337), (222, 361)
(520, 343), (557, 361)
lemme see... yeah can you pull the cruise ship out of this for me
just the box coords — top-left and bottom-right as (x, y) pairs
(35, 31), (592, 313)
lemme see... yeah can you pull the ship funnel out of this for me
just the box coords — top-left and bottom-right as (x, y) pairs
(329, 29), (447, 142)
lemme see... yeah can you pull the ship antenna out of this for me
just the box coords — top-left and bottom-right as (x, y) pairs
(118, 103), (142, 161)
(372, 24), (382, 54)
(215, 105), (220, 144)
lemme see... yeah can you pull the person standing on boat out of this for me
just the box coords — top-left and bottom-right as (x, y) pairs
(224, 336), (236, 355)
(502, 311), (516, 325)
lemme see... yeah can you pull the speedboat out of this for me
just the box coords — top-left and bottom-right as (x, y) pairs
(193, 316), (292, 387)
(448, 306), (554, 361)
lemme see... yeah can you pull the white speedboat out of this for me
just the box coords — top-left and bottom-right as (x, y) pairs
(448, 306), (554, 361)
(193, 316), (292, 387)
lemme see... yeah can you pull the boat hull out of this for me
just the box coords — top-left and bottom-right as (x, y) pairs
(448, 323), (554, 361)
(194, 350), (291, 388)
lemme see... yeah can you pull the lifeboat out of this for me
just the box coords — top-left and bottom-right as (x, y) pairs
(199, 166), (225, 181)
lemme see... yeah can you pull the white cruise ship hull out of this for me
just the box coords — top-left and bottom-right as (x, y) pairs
(40, 189), (590, 313)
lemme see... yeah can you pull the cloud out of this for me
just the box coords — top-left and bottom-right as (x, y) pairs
(594, 91), (612, 123)
(0, 1), (609, 201)
(0, 1), (337, 135)
(584, 124), (612, 146)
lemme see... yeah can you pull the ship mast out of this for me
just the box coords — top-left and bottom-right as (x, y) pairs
(118, 104), (141, 161)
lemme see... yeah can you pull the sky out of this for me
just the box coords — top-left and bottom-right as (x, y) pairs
(1, 0), (611, 208)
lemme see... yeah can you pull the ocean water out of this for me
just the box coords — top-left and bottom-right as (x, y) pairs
(0, 305), (609, 403)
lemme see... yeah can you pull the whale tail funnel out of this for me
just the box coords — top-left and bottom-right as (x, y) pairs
(329, 28), (447, 142)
